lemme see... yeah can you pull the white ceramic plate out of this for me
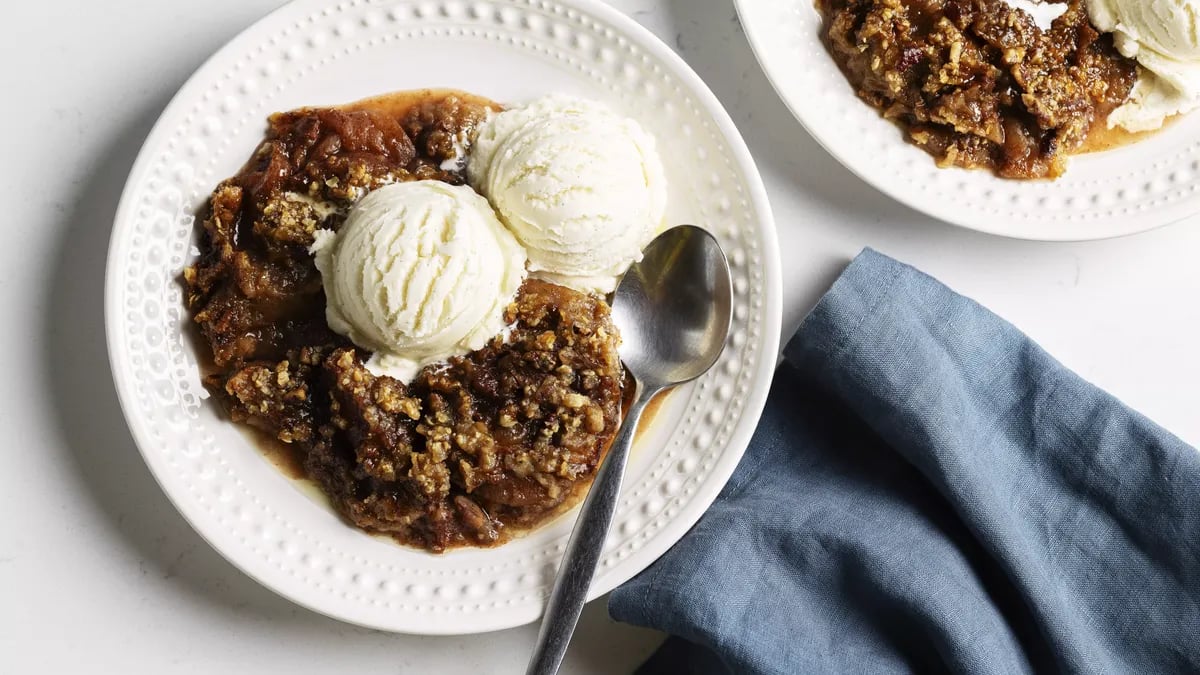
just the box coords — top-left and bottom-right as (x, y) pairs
(735, 0), (1200, 240)
(105, 0), (780, 635)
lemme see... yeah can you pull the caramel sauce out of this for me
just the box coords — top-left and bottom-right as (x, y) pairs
(248, 429), (308, 480)
(339, 87), (502, 117)
(620, 369), (670, 446)
(637, 390), (671, 445)
(1079, 115), (1176, 154)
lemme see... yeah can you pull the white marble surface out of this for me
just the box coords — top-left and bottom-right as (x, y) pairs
(2, 0), (1197, 672)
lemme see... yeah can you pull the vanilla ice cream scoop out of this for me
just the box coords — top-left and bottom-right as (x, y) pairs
(467, 96), (667, 294)
(1090, 0), (1200, 131)
(311, 181), (527, 382)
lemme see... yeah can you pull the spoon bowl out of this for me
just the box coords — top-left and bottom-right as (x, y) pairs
(612, 225), (734, 389)
(526, 225), (733, 675)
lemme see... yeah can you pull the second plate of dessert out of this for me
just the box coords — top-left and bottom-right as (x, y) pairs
(107, 0), (780, 635)
(736, 0), (1200, 240)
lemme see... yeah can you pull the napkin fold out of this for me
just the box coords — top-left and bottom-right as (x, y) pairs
(609, 249), (1200, 674)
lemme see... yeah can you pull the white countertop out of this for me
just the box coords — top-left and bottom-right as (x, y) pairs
(3, 1), (1197, 672)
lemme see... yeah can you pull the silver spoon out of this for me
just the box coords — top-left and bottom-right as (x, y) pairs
(525, 225), (734, 675)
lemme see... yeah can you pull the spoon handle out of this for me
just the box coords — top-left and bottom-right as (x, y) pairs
(525, 384), (656, 675)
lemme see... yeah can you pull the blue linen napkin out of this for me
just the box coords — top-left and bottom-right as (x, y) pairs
(609, 249), (1200, 674)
